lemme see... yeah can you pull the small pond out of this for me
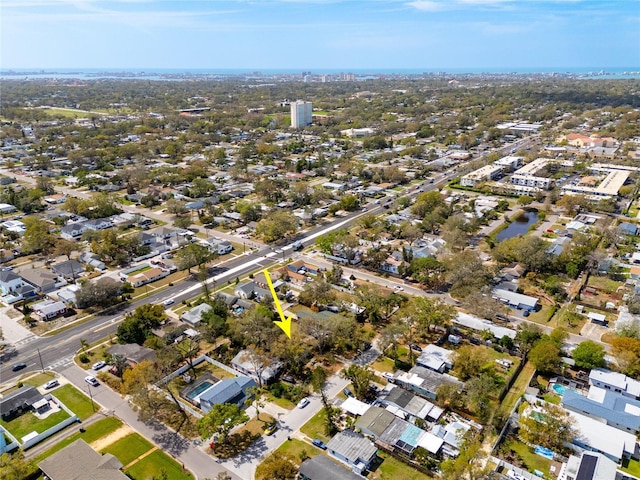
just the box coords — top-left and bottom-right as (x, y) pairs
(495, 210), (539, 242)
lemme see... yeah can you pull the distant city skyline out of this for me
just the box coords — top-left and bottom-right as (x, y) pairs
(1, 0), (638, 70)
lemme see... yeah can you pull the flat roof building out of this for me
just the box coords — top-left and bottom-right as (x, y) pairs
(460, 164), (504, 187)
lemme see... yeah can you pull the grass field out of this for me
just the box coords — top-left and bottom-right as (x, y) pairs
(21, 372), (56, 388)
(500, 361), (535, 416)
(101, 432), (154, 466)
(371, 451), (433, 480)
(622, 458), (640, 478)
(502, 438), (552, 476)
(371, 356), (395, 373)
(125, 449), (193, 480)
(35, 417), (123, 462)
(300, 410), (331, 443)
(0, 409), (70, 440)
(255, 439), (314, 479)
(53, 384), (95, 420)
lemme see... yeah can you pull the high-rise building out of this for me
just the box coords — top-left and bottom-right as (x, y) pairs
(291, 100), (312, 128)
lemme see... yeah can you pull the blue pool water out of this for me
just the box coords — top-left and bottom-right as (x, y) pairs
(534, 445), (554, 460)
(187, 381), (213, 400)
(552, 384), (577, 396)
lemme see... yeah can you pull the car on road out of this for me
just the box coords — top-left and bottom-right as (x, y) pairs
(85, 376), (99, 387)
(297, 397), (310, 409)
(163, 298), (175, 306)
(275, 249), (283, 254)
(11, 362), (27, 372)
(409, 344), (422, 352)
(44, 379), (59, 390)
(393, 285), (404, 291)
(312, 439), (327, 450)
(264, 423), (278, 435)
(92, 361), (106, 370)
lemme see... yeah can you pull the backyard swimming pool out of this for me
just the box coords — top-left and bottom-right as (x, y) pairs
(187, 381), (214, 400)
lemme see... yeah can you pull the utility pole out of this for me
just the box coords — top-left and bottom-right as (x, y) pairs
(36, 348), (45, 372)
(87, 384), (96, 412)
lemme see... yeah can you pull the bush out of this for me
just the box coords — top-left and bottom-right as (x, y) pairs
(79, 353), (90, 363)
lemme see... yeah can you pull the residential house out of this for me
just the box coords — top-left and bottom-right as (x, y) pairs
(394, 365), (463, 400)
(19, 268), (59, 293)
(380, 251), (403, 275)
(559, 451), (618, 480)
(0, 203), (17, 214)
(377, 385), (443, 421)
(326, 429), (378, 474)
(122, 267), (168, 288)
(231, 349), (282, 385)
(198, 377), (257, 413)
(355, 406), (396, 439)
(51, 260), (85, 281)
(31, 299), (67, 321)
(83, 218), (112, 230)
(202, 237), (233, 255)
(562, 387), (640, 434)
(106, 344), (157, 366)
(60, 222), (87, 240)
(0, 386), (44, 420)
(492, 288), (539, 311)
(0, 270), (24, 295)
(233, 281), (269, 301)
(430, 420), (471, 454)
(589, 368), (640, 400)
(299, 455), (366, 480)
(78, 252), (106, 271)
(619, 222), (638, 236)
(416, 344), (455, 373)
(57, 284), (80, 306)
(181, 303), (213, 326)
(38, 439), (128, 480)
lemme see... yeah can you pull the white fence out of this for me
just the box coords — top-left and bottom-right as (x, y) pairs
(22, 394), (79, 450)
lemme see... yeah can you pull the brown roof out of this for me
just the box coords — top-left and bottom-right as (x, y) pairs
(38, 439), (128, 480)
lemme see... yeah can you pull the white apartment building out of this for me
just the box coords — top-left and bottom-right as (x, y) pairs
(510, 158), (554, 190)
(460, 164), (504, 187)
(291, 100), (313, 128)
(494, 155), (523, 171)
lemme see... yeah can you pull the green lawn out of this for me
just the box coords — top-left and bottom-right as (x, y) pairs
(21, 372), (56, 387)
(621, 458), (640, 477)
(35, 417), (123, 462)
(587, 275), (624, 294)
(500, 361), (536, 416)
(256, 439), (317, 479)
(0, 409), (70, 440)
(300, 410), (331, 443)
(371, 356), (395, 373)
(125, 449), (193, 480)
(503, 439), (552, 477)
(100, 433), (154, 466)
(53, 384), (96, 420)
(372, 451), (433, 480)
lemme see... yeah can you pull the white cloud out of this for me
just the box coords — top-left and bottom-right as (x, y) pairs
(405, 1), (446, 11)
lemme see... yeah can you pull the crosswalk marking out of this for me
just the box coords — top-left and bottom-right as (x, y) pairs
(47, 356), (74, 370)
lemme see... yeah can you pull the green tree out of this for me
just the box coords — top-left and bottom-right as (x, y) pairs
(340, 364), (375, 400)
(53, 238), (79, 260)
(519, 402), (577, 452)
(338, 194), (360, 212)
(572, 340), (606, 369)
(455, 345), (491, 381)
(117, 304), (165, 345)
(21, 216), (55, 255)
(529, 339), (561, 373)
(197, 403), (249, 443)
(256, 456), (297, 480)
(515, 323), (542, 355)
(256, 211), (298, 243)
(0, 451), (36, 480)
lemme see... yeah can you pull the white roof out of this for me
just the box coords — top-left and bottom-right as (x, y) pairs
(590, 368), (640, 397)
(341, 397), (371, 416)
(569, 410), (636, 460)
(492, 288), (538, 308)
(416, 431), (444, 454)
(454, 312), (516, 339)
(587, 312), (606, 322)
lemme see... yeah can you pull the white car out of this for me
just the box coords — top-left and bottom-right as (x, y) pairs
(92, 361), (106, 370)
(85, 376), (99, 387)
(163, 298), (175, 306)
(297, 397), (310, 409)
(44, 379), (59, 390)
(393, 285), (404, 291)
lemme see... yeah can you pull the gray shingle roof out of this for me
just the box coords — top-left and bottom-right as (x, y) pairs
(38, 439), (128, 480)
(326, 429), (377, 466)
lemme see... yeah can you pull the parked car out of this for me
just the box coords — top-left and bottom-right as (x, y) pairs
(92, 361), (106, 370)
(44, 379), (59, 390)
(312, 439), (327, 450)
(85, 376), (99, 387)
(343, 387), (354, 398)
(409, 344), (422, 352)
(11, 362), (27, 372)
(382, 372), (394, 381)
(264, 423), (278, 435)
(297, 397), (310, 409)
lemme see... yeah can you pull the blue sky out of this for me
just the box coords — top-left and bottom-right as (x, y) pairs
(1, 0), (638, 70)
